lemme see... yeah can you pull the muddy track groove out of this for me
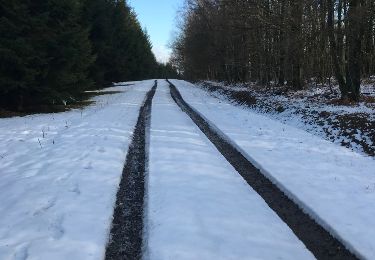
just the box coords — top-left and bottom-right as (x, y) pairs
(105, 81), (157, 260)
(168, 80), (358, 260)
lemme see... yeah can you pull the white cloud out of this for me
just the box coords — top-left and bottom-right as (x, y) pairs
(152, 45), (171, 64)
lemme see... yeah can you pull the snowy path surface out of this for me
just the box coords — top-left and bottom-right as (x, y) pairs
(172, 79), (375, 259)
(0, 81), (153, 260)
(145, 81), (314, 260)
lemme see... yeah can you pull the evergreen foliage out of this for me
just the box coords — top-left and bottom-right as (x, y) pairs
(0, 0), (175, 111)
(0, 0), (94, 110)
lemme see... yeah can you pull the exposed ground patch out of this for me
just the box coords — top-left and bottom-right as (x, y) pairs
(105, 81), (156, 260)
(199, 81), (375, 157)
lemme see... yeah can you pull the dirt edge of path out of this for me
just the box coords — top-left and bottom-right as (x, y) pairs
(168, 80), (359, 260)
(105, 80), (157, 260)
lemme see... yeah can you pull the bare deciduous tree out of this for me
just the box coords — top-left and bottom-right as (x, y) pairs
(172, 0), (374, 101)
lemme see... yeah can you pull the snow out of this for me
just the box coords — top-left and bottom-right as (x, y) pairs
(144, 80), (314, 260)
(172, 79), (375, 259)
(0, 80), (154, 260)
(200, 80), (375, 156)
(1, 78), (373, 259)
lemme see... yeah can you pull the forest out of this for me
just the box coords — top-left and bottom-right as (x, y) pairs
(171, 0), (375, 101)
(0, 0), (177, 111)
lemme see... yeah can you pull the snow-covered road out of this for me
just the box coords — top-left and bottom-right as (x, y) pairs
(0, 81), (153, 260)
(172, 79), (375, 259)
(145, 81), (314, 259)
(1, 79), (374, 260)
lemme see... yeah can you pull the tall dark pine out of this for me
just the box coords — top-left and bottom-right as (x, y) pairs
(0, 0), (94, 110)
(0, 0), (167, 111)
(82, 0), (117, 87)
(83, 0), (159, 85)
(0, 1), (37, 110)
(37, 0), (94, 102)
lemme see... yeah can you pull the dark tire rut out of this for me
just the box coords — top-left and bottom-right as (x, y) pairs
(168, 80), (358, 260)
(105, 81), (157, 260)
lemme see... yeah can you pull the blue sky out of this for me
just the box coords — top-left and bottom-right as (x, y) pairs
(128, 0), (184, 63)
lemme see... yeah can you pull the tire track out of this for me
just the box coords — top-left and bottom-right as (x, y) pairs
(168, 80), (358, 260)
(105, 81), (157, 260)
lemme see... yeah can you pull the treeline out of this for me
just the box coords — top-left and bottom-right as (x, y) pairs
(0, 0), (176, 111)
(172, 0), (375, 101)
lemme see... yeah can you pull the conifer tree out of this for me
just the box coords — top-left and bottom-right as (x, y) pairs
(0, 0), (173, 111)
(36, 0), (94, 103)
(0, 0), (94, 110)
(0, 1), (38, 110)
(81, 0), (116, 87)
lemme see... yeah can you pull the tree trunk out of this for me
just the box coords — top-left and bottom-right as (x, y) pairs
(327, 0), (348, 98)
(346, 0), (364, 101)
(278, 0), (286, 86)
(290, 1), (303, 90)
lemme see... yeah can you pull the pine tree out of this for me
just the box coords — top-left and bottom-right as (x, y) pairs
(33, 0), (94, 103)
(0, 0), (94, 110)
(1, 0), (167, 111)
(81, 0), (116, 87)
(0, 0), (39, 110)
(110, 2), (157, 81)
(82, 0), (159, 85)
